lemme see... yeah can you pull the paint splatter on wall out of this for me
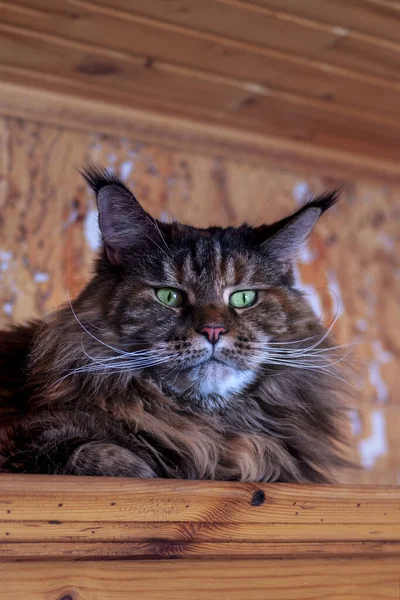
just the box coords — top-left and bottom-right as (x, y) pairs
(0, 117), (399, 484)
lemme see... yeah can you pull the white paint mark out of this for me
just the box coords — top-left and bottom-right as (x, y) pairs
(358, 410), (387, 470)
(349, 409), (362, 436)
(368, 361), (388, 403)
(333, 26), (348, 36)
(245, 82), (267, 94)
(377, 233), (395, 252)
(326, 269), (345, 315)
(3, 302), (13, 316)
(367, 340), (392, 404)
(84, 208), (101, 251)
(292, 181), (311, 206)
(0, 250), (12, 272)
(68, 209), (79, 224)
(119, 160), (134, 180)
(34, 272), (49, 283)
(371, 340), (393, 364)
(356, 319), (368, 332)
(293, 263), (322, 318)
(160, 211), (172, 223)
(108, 152), (117, 163)
(299, 243), (318, 264)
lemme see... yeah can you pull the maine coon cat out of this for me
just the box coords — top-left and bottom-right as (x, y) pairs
(0, 166), (349, 482)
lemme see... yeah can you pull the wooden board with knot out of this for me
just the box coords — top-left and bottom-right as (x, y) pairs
(0, 475), (399, 599)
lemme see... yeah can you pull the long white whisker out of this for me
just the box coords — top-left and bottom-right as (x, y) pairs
(251, 343), (356, 356)
(253, 348), (352, 370)
(254, 360), (349, 385)
(259, 311), (344, 357)
(68, 294), (135, 356)
(80, 345), (163, 364)
(151, 216), (171, 255)
(66, 356), (171, 375)
(143, 232), (171, 261)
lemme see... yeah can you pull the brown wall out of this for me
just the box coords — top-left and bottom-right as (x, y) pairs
(0, 116), (399, 484)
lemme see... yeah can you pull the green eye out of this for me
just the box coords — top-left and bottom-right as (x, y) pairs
(229, 290), (257, 308)
(156, 288), (184, 308)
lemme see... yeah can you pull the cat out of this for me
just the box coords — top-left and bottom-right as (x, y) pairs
(0, 166), (350, 482)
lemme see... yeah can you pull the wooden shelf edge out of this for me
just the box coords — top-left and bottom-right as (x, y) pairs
(1, 80), (400, 183)
(0, 474), (399, 561)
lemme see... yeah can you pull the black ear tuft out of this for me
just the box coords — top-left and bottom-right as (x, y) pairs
(80, 164), (133, 199)
(302, 189), (340, 214)
(260, 188), (340, 271)
(80, 163), (153, 265)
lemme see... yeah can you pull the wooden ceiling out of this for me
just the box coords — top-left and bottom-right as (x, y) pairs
(1, 0), (400, 174)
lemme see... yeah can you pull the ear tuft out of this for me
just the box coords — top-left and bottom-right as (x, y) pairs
(80, 164), (132, 198)
(261, 189), (340, 270)
(81, 163), (151, 265)
(301, 189), (340, 213)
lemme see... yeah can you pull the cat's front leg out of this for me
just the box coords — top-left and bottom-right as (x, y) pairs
(65, 441), (156, 477)
(0, 413), (157, 478)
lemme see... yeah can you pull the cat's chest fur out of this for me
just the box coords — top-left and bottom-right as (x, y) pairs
(103, 385), (285, 482)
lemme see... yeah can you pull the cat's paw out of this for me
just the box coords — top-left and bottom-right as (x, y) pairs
(65, 442), (157, 478)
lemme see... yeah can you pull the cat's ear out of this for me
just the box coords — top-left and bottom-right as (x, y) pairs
(261, 191), (339, 271)
(81, 165), (152, 265)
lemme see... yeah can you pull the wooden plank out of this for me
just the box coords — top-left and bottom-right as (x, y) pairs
(0, 25), (247, 115)
(3, 0), (400, 124)
(0, 540), (399, 560)
(1, 475), (400, 525)
(2, 80), (400, 184)
(259, 0), (400, 44)
(71, 0), (400, 81)
(1, 28), (400, 167)
(1, 558), (399, 599)
(6, 0), (334, 59)
(1, 519), (400, 543)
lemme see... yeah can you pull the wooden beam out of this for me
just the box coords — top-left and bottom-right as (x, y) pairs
(1, 474), (399, 596)
(1, 80), (400, 183)
(1, 557), (399, 599)
(4, 0), (400, 120)
(1, 474), (400, 526)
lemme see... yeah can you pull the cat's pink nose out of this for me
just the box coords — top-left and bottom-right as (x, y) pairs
(198, 325), (227, 345)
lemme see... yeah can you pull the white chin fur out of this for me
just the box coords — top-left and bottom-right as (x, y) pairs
(166, 362), (256, 410)
(197, 363), (254, 397)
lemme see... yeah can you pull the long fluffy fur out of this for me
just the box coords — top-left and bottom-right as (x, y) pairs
(0, 168), (350, 481)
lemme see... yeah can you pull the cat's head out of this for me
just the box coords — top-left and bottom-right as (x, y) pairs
(81, 166), (339, 411)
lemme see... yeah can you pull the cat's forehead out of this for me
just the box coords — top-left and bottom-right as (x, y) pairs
(163, 232), (259, 294)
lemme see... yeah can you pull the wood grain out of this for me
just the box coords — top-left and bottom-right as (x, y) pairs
(3, 519), (400, 544)
(2, 540), (400, 561)
(2, 22), (400, 165)
(2, 80), (400, 182)
(1, 558), (399, 599)
(0, 476), (399, 562)
(4, 0), (400, 125)
(1, 475), (400, 525)
(2, 0), (400, 165)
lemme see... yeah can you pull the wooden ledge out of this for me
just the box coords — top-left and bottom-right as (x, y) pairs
(1, 475), (400, 599)
(1, 474), (400, 561)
